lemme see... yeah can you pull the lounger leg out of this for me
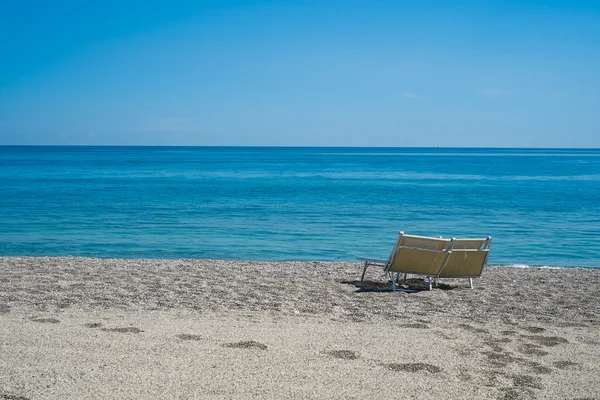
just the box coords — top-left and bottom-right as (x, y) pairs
(403, 273), (407, 282)
(391, 273), (396, 292)
(428, 277), (432, 291)
(434, 277), (439, 288)
(469, 278), (473, 289)
(361, 262), (369, 282)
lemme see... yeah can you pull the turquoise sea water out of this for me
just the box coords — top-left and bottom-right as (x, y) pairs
(0, 146), (599, 268)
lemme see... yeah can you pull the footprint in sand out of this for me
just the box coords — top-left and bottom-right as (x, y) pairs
(523, 326), (546, 333)
(522, 361), (553, 375)
(458, 323), (489, 334)
(481, 351), (522, 368)
(520, 334), (568, 347)
(326, 350), (359, 360)
(491, 372), (544, 400)
(84, 322), (103, 328)
(385, 363), (442, 374)
(483, 337), (512, 352)
(404, 323), (430, 329)
(498, 387), (534, 400)
(176, 334), (203, 341)
(222, 340), (267, 350)
(511, 373), (543, 390)
(31, 317), (60, 324)
(101, 327), (143, 334)
(552, 360), (580, 370)
(0, 393), (30, 400)
(517, 343), (549, 357)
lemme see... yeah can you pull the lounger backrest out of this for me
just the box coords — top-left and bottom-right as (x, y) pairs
(451, 237), (492, 250)
(387, 247), (451, 276)
(385, 232), (447, 266)
(399, 233), (451, 251)
(438, 249), (490, 278)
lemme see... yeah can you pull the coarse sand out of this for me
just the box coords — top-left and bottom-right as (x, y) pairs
(1, 257), (599, 399)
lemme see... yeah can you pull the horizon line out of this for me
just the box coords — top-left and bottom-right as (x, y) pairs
(1, 145), (599, 150)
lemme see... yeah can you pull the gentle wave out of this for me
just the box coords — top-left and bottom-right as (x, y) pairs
(501, 264), (564, 269)
(11, 170), (599, 182)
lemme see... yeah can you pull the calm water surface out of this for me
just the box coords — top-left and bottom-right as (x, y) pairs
(1, 146), (599, 267)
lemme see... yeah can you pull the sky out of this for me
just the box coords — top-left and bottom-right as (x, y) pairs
(0, 0), (598, 147)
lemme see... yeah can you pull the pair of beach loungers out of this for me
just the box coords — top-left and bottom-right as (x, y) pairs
(358, 232), (492, 291)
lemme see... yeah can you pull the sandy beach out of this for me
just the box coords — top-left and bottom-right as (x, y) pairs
(1, 257), (599, 399)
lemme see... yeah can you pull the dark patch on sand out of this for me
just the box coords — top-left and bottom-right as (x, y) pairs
(405, 323), (430, 329)
(485, 343), (505, 353)
(523, 361), (553, 375)
(176, 334), (203, 341)
(342, 280), (399, 293)
(458, 323), (489, 334)
(0, 305), (10, 314)
(482, 351), (522, 368)
(484, 337), (512, 352)
(521, 335), (568, 347)
(556, 322), (589, 328)
(101, 327), (143, 333)
(498, 387), (533, 400)
(457, 370), (472, 382)
(552, 360), (579, 370)
(1, 394), (30, 400)
(84, 322), (102, 328)
(57, 299), (73, 309)
(31, 317), (60, 324)
(517, 343), (549, 357)
(327, 350), (359, 360)
(523, 326), (545, 333)
(483, 370), (509, 388)
(512, 374), (543, 390)
(436, 331), (457, 340)
(385, 363), (441, 373)
(453, 344), (474, 357)
(223, 340), (267, 350)
(501, 330), (517, 336)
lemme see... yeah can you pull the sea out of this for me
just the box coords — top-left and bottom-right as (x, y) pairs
(0, 146), (599, 268)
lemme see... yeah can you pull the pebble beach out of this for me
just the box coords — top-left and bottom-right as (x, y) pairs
(1, 257), (599, 399)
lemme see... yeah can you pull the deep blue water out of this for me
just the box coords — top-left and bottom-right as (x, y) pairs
(1, 146), (599, 267)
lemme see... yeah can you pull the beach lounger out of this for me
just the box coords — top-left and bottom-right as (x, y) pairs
(358, 232), (492, 290)
(358, 232), (452, 289)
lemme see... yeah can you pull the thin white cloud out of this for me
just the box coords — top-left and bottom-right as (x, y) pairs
(402, 92), (421, 99)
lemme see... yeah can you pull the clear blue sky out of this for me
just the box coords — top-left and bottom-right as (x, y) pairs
(0, 0), (598, 147)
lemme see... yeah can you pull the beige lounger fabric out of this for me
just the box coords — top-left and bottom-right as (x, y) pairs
(439, 249), (490, 278)
(387, 247), (450, 276)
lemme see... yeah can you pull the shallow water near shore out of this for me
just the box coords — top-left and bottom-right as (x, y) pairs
(1, 146), (599, 267)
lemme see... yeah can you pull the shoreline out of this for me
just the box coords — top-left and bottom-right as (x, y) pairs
(1, 256), (599, 399)
(2, 255), (598, 270)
